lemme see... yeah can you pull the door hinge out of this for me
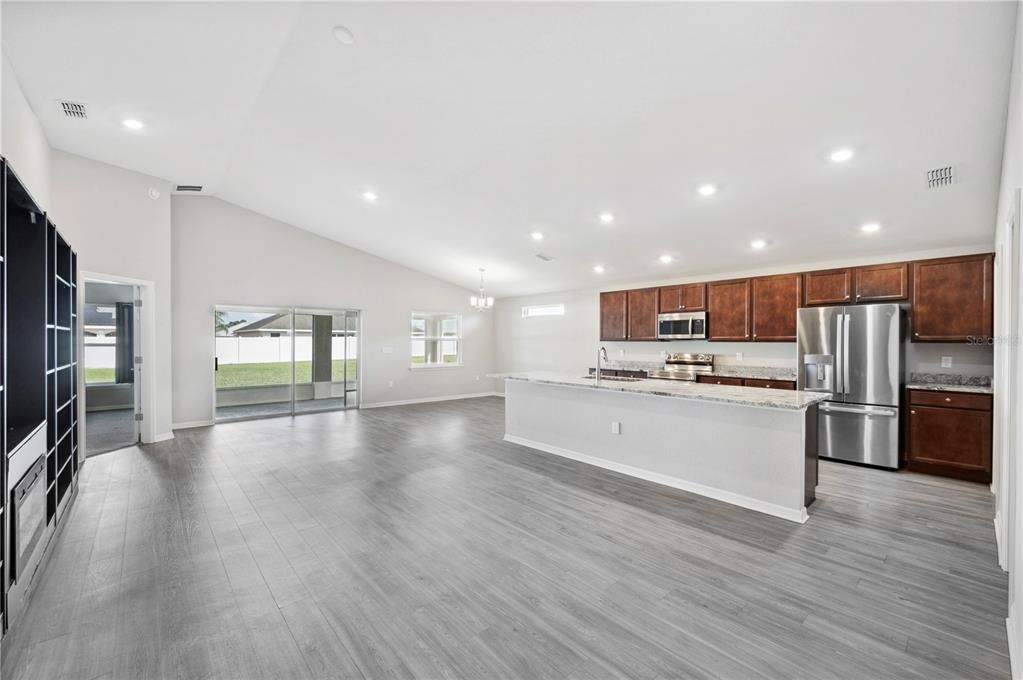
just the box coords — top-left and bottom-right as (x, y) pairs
(134, 413), (144, 422)
(134, 299), (143, 308)
(134, 356), (143, 365)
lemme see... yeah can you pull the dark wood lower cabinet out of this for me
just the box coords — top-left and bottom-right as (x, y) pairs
(697, 375), (744, 387)
(907, 389), (992, 482)
(742, 378), (795, 390)
(695, 375), (795, 390)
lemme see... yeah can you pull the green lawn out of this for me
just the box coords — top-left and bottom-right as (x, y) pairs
(216, 360), (358, 389)
(85, 367), (115, 384)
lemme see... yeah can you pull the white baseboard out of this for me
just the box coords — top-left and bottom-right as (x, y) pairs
(172, 419), (215, 430)
(503, 434), (808, 524)
(995, 511), (1008, 571)
(361, 392), (502, 409)
(1008, 615), (1021, 680)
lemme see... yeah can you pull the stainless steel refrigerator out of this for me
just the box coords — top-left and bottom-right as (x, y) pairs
(796, 304), (904, 469)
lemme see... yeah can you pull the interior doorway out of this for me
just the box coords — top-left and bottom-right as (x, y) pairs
(214, 306), (360, 422)
(82, 280), (140, 456)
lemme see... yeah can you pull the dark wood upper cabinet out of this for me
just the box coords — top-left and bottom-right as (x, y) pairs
(751, 273), (802, 341)
(681, 283), (706, 311)
(803, 268), (852, 306)
(627, 288), (659, 340)
(911, 254), (993, 342)
(658, 283), (705, 312)
(658, 285), (682, 313)
(707, 279), (751, 341)
(599, 291), (628, 341)
(855, 262), (908, 302)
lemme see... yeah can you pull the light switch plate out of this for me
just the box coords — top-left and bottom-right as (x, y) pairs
(736, 352), (743, 361)
(941, 356), (953, 368)
(611, 422), (621, 435)
(382, 346), (393, 354)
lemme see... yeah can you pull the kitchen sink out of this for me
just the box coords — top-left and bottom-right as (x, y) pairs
(581, 375), (643, 382)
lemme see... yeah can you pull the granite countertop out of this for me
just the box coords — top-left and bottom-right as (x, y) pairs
(599, 361), (798, 382)
(906, 383), (994, 395)
(491, 372), (829, 411)
(906, 372), (993, 395)
(710, 366), (798, 381)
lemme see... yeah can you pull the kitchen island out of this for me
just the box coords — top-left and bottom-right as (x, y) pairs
(495, 373), (829, 523)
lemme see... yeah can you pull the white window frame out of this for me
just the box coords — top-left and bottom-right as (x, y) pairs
(521, 303), (565, 318)
(410, 312), (463, 369)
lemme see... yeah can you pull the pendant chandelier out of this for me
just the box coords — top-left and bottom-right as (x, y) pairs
(470, 268), (494, 312)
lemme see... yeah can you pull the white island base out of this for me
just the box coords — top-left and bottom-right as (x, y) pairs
(503, 378), (820, 523)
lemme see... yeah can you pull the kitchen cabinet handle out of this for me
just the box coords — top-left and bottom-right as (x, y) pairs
(945, 397), (952, 402)
(911, 410), (916, 414)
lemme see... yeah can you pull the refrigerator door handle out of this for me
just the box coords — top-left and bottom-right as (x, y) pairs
(835, 314), (844, 395)
(819, 403), (898, 417)
(842, 313), (851, 395)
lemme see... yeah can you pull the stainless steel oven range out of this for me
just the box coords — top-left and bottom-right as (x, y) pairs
(646, 353), (714, 381)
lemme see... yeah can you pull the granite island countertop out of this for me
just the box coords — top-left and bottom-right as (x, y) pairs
(491, 372), (829, 411)
(906, 383), (994, 395)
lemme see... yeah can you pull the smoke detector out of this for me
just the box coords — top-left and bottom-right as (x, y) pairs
(58, 100), (88, 119)
(174, 185), (203, 193)
(926, 166), (954, 189)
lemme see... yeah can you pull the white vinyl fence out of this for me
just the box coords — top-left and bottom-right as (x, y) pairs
(215, 336), (357, 364)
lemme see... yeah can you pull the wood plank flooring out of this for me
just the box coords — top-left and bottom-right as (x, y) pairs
(1, 396), (1009, 679)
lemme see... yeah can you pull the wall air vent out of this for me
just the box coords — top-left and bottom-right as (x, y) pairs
(535, 253), (554, 262)
(926, 166), (954, 189)
(175, 185), (203, 192)
(58, 101), (87, 119)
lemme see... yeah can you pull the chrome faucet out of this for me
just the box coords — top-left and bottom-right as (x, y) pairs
(596, 346), (609, 386)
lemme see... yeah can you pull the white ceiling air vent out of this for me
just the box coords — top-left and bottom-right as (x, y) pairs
(175, 185), (203, 192)
(58, 100), (87, 119)
(535, 253), (554, 262)
(926, 166), (954, 189)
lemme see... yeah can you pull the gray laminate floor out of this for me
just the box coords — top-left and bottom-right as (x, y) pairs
(2, 397), (1009, 679)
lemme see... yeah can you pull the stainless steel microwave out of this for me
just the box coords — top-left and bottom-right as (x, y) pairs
(657, 311), (706, 340)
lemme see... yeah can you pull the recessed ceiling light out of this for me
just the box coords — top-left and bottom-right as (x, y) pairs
(530, 231), (544, 241)
(122, 119), (144, 130)
(697, 184), (717, 197)
(362, 190), (378, 204)
(333, 25), (355, 45)
(861, 221), (881, 233)
(593, 265), (605, 274)
(659, 254), (673, 264)
(750, 239), (767, 250)
(599, 212), (615, 225)
(829, 147), (854, 163)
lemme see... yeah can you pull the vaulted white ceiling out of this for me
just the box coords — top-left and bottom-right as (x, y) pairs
(3, 2), (1016, 296)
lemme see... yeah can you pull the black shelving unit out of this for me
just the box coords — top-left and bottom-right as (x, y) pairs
(1, 158), (79, 636)
(46, 223), (77, 524)
(0, 160), (7, 631)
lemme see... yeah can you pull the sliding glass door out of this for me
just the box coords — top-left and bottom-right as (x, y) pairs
(214, 306), (359, 422)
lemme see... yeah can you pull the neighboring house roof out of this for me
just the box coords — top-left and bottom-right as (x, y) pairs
(83, 304), (117, 326)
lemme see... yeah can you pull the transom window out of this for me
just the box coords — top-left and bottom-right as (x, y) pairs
(521, 303), (565, 318)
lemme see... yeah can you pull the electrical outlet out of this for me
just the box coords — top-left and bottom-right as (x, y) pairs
(475, 374), (480, 381)
(611, 422), (621, 435)
(618, 349), (625, 357)
(382, 346), (393, 354)
(387, 380), (394, 388)
(941, 356), (953, 368)
(736, 352), (743, 361)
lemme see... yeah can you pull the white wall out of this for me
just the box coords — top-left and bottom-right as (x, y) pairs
(50, 151), (173, 440)
(1, 55), (50, 207)
(171, 195), (496, 426)
(993, 4), (1023, 677)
